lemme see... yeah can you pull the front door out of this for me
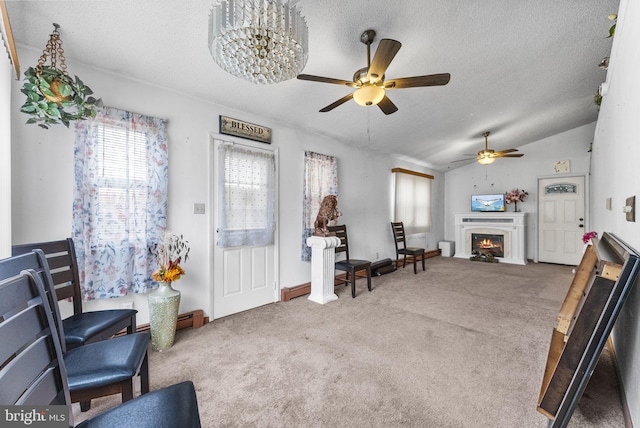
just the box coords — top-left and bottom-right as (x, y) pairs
(212, 137), (278, 319)
(538, 175), (586, 265)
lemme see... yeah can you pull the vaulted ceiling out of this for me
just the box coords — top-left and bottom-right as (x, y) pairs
(5, 0), (617, 170)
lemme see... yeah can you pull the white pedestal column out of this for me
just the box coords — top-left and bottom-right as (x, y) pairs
(306, 236), (341, 304)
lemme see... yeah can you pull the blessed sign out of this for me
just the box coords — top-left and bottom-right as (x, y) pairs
(219, 116), (272, 144)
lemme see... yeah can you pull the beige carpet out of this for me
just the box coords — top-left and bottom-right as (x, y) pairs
(73, 257), (624, 427)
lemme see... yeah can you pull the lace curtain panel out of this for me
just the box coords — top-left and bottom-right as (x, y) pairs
(301, 151), (339, 261)
(217, 142), (276, 248)
(73, 107), (168, 299)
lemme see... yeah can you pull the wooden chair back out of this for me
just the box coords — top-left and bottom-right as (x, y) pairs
(12, 238), (82, 314)
(328, 224), (351, 260)
(0, 265), (71, 409)
(391, 222), (408, 251)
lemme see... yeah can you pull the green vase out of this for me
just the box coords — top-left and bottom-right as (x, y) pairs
(148, 282), (181, 351)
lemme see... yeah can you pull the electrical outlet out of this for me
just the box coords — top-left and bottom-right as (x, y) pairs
(194, 203), (206, 214)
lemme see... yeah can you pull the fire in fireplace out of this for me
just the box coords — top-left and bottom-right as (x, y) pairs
(471, 233), (505, 258)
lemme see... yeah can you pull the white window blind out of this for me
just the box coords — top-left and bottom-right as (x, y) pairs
(392, 168), (433, 235)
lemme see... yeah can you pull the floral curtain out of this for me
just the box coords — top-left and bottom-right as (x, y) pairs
(73, 107), (168, 299)
(301, 151), (339, 261)
(217, 142), (276, 247)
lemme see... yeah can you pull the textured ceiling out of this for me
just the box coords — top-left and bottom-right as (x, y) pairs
(5, 0), (617, 170)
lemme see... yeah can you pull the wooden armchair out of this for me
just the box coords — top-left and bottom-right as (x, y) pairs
(327, 225), (372, 298)
(0, 250), (150, 412)
(0, 266), (201, 428)
(12, 238), (137, 349)
(390, 222), (425, 274)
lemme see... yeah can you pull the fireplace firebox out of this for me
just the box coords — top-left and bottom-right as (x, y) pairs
(471, 233), (504, 258)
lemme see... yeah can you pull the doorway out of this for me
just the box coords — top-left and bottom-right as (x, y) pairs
(537, 175), (587, 265)
(211, 137), (279, 319)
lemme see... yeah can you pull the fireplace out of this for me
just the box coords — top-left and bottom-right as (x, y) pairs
(472, 233), (504, 258)
(453, 212), (527, 265)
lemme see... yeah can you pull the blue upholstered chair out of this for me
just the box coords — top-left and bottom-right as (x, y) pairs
(0, 251), (150, 412)
(12, 238), (137, 349)
(0, 267), (201, 428)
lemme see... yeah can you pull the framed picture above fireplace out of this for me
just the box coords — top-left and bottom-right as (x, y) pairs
(471, 194), (505, 212)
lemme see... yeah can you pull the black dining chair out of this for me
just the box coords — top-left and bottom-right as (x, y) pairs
(0, 250), (150, 412)
(12, 238), (138, 350)
(0, 267), (201, 428)
(327, 224), (372, 298)
(390, 221), (425, 274)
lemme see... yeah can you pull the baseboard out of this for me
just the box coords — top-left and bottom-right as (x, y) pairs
(607, 336), (633, 428)
(116, 309), (209, 336)
(281, 250), (442, 302)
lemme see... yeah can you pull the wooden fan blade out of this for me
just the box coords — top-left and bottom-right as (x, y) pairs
(377, 95), (398, 115)
(494, 148), (518, 155)
(319, 93), (354, 112)
(385, 73), (451, 89)
(297, 74), (356, 87)
(367, 39), (402, 83)
(496, 153), (524, 158)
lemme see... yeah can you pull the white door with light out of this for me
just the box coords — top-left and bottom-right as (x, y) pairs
(538, 176), (586, 265)
(212, 137), (278, 319)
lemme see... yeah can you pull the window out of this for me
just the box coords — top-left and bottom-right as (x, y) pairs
(217, 142), (276, 248)
(301, 151), (338, 261)
(73, 107), (168, 299)
(392, 168), (433, 235)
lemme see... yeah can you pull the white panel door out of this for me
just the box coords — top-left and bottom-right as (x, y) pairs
(212, 138), (278, 319)
(538, 176), (586, 265)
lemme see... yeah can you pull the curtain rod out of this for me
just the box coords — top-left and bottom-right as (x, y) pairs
(391, 168), (434, 180)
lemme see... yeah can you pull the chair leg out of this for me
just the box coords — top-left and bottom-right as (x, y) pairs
(421, 252), (426, 271)
(80, 401), (91, 412)
(351, 269), (356, 298)
(121, 379), (134, 402)
(413, 255), (417, 274)
(366, 267), (372, 292)
(140, 351), (150, 394)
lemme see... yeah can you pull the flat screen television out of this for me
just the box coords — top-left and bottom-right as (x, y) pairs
(471, 194), (505, 212)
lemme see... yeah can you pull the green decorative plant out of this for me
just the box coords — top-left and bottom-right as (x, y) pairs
(607, 14), (617, 38)
(20, 65), (101, 129)
(19, 23), (101, 129)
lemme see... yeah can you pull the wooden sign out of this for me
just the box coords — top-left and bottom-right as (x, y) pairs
(219, 116), (271, 144)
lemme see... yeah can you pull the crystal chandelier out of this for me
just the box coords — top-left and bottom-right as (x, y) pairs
(209, 0), (309, 84)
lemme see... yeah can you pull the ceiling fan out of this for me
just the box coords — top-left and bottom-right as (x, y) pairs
(458, 131), (524, 165)
(297, 29), (450, 115)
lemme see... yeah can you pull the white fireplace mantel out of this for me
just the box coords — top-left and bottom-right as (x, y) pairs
(453, 212), (527, 265)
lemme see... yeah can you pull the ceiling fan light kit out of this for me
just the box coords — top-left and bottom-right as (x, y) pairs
(297, 29), (450, 115)
(209, 0), (309, 84)
(475, 131), (523, 165)
(353, 84), (385, 106)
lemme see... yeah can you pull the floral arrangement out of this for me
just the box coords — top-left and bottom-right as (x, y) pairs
(582, 231), (598, 244)
(505, 189), (529, 204)
(150, 232), (190, 284)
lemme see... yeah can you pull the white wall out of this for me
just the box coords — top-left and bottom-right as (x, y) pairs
(443, 123), (594, 261)
(590, 0), (640, 424)
(10, 46), (445, 324)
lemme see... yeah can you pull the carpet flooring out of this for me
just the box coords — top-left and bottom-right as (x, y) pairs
(73, 257), (625, 427)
